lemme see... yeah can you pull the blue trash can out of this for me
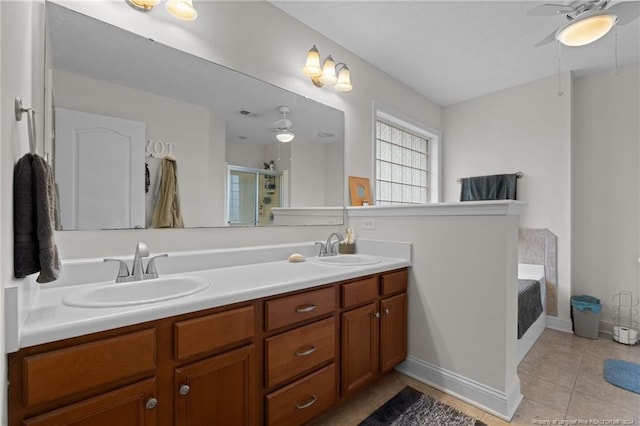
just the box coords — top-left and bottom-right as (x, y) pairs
(571, 295), (602, 339)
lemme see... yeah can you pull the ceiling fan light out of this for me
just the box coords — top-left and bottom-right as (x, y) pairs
(319, 55), (337, 85)
(557, 14), (616, 46)
(335, 65), (353, 92)
(276, 130), (295, 143)
(302, 45), (322, 77)
(166, 0), (198, 21)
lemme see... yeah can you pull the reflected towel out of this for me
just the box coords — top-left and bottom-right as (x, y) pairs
(152, 156), (184, 228)
(13, 153), (61, 283)
(460, 173), (517, 201)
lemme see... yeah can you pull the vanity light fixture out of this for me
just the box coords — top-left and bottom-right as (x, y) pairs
(125, 0), (198, 21)
(556, 12), (617, 46)
(273, 106), (295, 143)
(302, 45), (352, 92)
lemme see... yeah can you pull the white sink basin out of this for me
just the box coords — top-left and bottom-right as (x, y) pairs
(310, 254), (382, 266)
(62, 276), (211, 308)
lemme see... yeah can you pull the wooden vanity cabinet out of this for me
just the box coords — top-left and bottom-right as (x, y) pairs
(341, 269), (408, 397)
(8, 268), (408, 426)
(8, 303), (258, 426)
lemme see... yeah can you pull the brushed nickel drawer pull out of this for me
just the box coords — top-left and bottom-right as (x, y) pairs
(295, 346), (317, 357)
(374, 311), (381, 319)
(296, 394), (317, 410)
(295, 304), (316, 313)
(384, 308), (390, 315)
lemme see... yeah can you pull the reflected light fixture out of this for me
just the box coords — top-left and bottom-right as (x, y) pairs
(556, 13), (617, 46)
(126, 0), (160, 11)
(274, 106), (295, 143)
(125, 0), (198, 21)
(302, 45), (352, 92)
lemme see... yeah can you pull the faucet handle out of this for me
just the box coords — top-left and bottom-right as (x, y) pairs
(145, 254), (168, 278)
(103, 258), (130, 282)
(314, 242), (327, 257)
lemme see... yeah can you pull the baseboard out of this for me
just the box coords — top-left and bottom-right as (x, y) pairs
(396, 356), (523, 421)
(546, 316), (573, 333)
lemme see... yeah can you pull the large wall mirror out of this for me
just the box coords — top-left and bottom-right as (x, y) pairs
(45, 2), (345, 230)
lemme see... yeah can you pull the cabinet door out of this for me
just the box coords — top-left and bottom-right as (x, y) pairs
(23, 378), (157, 426)
(175, 345), (256, 426)
(341, 302), (379, 397)
(380, 293), (408, 373)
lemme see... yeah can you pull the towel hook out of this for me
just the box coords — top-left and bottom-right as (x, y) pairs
(15, 97), (37, 155)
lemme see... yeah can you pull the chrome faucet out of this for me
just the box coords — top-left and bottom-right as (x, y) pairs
(319, 232), (344, 257)
(104, 242), (168, 282)
(131, 242), (149, 281)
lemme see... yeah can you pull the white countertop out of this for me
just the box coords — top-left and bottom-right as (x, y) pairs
(18, 253), (409, 349)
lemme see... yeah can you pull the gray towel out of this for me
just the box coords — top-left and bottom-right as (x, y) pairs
(14, 153), (61, 283)
(460, 173), (518, 201)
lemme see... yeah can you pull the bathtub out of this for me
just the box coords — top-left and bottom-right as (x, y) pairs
(517, 263), (546, 364)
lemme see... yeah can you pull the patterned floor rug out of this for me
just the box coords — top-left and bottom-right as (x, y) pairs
(359, 386), (487, 426)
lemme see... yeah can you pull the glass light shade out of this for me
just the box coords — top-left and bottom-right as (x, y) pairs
(166, 0), (198, 21)
(319, 56), (337, 85)
(126, 0), (160, 11)
(335, 65), (353, 92)
(557, 14), (616, 47)
(276, 130), (295, 143)
(302, 46), (322, 77)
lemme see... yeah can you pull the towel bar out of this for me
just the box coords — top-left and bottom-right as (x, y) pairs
(457, 172), (523, 183)
(15, 97), (37, 155)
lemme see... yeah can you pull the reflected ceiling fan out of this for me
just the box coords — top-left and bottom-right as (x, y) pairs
(530, 0), (640, 47)
(272, 106), (295, 143)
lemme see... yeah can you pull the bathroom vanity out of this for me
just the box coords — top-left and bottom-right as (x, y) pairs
(7, 244), (409, 426)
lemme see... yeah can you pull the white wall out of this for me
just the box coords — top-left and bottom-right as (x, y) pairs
(53, 69), (222, 227)
(348, 207), (521, 419)
(572, 63), (640, 330)
(1, 1), (45, 423)
(442, 74), (573, 324)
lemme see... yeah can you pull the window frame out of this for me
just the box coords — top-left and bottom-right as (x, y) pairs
(373, 104), (441, 204)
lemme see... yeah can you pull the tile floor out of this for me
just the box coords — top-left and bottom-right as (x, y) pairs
(311, 329), (640, 425)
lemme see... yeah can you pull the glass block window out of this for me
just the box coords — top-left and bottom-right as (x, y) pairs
(375, 120), (430, 205)
(228, 174), (241, 223)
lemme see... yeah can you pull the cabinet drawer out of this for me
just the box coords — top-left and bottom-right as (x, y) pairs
(23, 329), (156, 407)
(174, 305), (254, 361)
(265, 317), (335, 388)
(381, 269), (408, 296)
(342, 276), (378, 308)
(265, 287), (335, 331)
(266, 363), (336, 426)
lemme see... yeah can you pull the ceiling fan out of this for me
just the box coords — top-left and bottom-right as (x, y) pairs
(273, 106), (295, 143)
(529, 1), (640, 47)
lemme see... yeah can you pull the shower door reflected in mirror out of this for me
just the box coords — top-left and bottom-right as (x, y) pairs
(228, 167), (283, 226)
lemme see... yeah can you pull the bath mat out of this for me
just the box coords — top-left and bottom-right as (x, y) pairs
(604, 359), (640, 394)
(359, 386), (487, 426)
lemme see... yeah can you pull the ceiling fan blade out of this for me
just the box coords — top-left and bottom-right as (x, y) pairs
(534, 30), (558, 46)
(528, 3), (574, 16)
(607, 1), (640, 26)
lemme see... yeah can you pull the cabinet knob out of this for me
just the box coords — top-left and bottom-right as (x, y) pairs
(295, 394), (317, 410)
(179, 384), (190, 396)
(295, 304), (316, 313)
(384, 308), (390, 315)
(374, 312), (381, 319)
(295, 345), (317, 357)
(145, 398), (158, 410)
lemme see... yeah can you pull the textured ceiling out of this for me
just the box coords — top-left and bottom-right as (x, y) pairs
(272, 1), (640, 106)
